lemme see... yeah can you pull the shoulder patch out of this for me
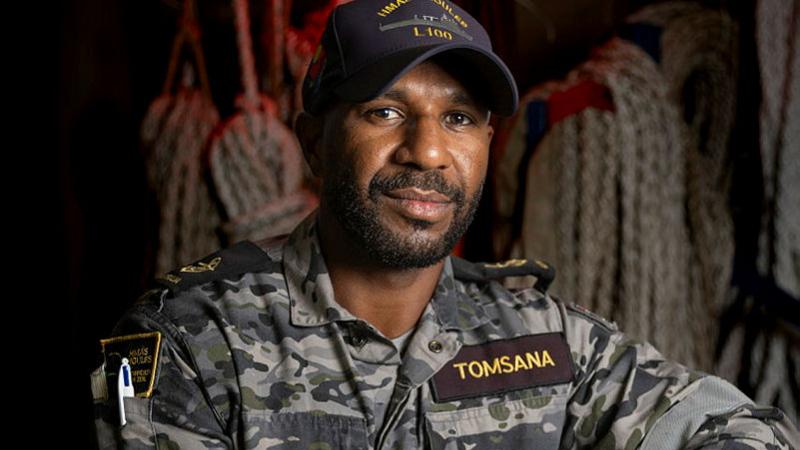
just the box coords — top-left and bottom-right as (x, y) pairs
(564, 302), (618, 331)
(100, 331), (162, 398)
(452, 257), (556, 292)
(155, 240), (278, 293)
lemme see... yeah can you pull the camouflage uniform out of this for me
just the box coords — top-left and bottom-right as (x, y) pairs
(92, 211), (799, 449)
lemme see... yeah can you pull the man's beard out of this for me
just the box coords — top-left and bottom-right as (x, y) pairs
(323, 168), (483, 269)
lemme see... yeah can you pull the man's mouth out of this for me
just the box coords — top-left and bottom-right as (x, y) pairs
(382, 188), (453, 222)
(384, 188), (451, 203)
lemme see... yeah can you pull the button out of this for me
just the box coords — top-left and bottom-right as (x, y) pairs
(428, 340), (443, 353)
(352, 334), (367, 347)
(349, 323), (369, 348)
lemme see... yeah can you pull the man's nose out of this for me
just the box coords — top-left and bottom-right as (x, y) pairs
(393, 117), (453, 170)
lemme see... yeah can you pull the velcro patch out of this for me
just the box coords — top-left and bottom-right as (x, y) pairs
(431, 333), (573, 402)
(100, 331), (161, 398)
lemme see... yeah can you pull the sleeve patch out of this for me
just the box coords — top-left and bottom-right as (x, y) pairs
(100, 331), (162, 398)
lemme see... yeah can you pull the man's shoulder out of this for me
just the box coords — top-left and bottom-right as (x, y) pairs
(451, 256), (556, 294)
(110, 239), (290, 341)
(451, 256), (572, 338)
(452, 256), (619, 332)
(154, 239), (285, 295)
(99, 239), (293, 405)
(559, 300), (619, 333)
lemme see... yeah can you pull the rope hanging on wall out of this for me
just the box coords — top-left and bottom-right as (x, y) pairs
(497, 36), (699, 367)
(626, 0), (740, 374)
(581, 39), (695, 367)
(493, 81), (563, 264)
(756, 0), (799, 301)
(716, 0), (799, 424)
(208, 0), (317, 245)
(141, 0), (222, 276)
(494, 2), (747, 371)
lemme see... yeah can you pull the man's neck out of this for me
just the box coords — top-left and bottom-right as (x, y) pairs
(316, 208), (445, 339)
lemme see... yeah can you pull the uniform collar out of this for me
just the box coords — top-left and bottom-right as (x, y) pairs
(283, 210), (489, 331)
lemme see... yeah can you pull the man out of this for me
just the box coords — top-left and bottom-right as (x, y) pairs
(91, 0), (798, 448)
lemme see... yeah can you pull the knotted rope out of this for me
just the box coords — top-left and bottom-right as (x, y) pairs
(756, 0), (799, 300)
(628, 1), (739, 370)
(716, 0), (799, 424)
(141, 0), (221, 275)
(496, 37), (700, 367)
(207, 0), (316, 245)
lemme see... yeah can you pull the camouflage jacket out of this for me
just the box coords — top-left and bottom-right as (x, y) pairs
(92, 212), (799, 449)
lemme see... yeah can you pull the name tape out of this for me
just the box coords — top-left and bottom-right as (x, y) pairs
(431, 332), (573, 402)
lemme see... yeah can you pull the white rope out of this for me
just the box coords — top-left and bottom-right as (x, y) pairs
(497, 37), (700, 367)
(757, 0), (800, 299)
(594, 40), (691, 363)
(629, 1), (739, 370)
(711, 0), (799, 424)
(502, 3), (743, 370)
(141, 0), (222, 276)
(493, 82), (561, 262)
(715, 0), (800, 424)
(208, 0), (316, 245)
(152, 88), (221, 275)
(553, 114), (579, 310)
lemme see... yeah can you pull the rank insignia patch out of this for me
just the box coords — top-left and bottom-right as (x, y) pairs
(100, 331), (162, 398)
(431, 333), (574, 402)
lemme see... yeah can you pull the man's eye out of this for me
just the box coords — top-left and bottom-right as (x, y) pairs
(445, 112), (475, 126)
(368, 108), (402, 120)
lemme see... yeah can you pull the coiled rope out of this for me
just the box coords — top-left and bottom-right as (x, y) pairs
(627, 1), (739, 371)
(716, 0), (799, 423)
(207, 0), (317, 245)
(590, 39), (693, 366)
(493, 81), (562, 266)
(756, 0), (799, 300)
(141, 0), (221, 276)
(495, 2), (746, 370)
(497, 37), (700, 367)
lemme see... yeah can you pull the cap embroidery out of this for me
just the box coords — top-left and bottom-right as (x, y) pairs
(430, 0), (468, 28)
(377, 0), (410, 18)
(379, 14), (473, 41)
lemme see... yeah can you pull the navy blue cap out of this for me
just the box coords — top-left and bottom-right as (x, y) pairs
(302, 0), (519, 116)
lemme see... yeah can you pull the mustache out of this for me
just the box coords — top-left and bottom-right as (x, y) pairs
(368, 171), (465, 204)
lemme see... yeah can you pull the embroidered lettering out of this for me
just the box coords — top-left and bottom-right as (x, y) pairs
(430, 0), (468, 28)
(450, 350), (558, 380)
(432, 333), (573, 402)
(377, 0), (409, 18)
(413, 26), (453, 40)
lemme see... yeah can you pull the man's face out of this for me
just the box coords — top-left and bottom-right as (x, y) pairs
(316, 60), (494, 269)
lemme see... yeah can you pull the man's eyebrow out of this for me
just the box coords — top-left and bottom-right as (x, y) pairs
(373, 88), (487, 114)
(449, 90), (490, 119)
(374, 89), (408, 103)
(448, 91), (477, 107)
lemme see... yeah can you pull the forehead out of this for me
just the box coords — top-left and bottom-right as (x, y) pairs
(320, 58), (488, 123)
(376, 59), (482, 105)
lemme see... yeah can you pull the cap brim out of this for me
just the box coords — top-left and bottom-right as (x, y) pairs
(332, 44), (519, 116)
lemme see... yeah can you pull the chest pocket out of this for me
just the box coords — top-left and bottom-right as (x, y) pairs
(241, 410), (369, 450)
(424, 393), (568, 450)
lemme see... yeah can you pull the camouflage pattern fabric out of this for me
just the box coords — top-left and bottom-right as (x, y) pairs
(92, 211), (799, 449)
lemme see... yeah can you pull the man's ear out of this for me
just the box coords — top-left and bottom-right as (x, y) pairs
(294, 111), (324, 177)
